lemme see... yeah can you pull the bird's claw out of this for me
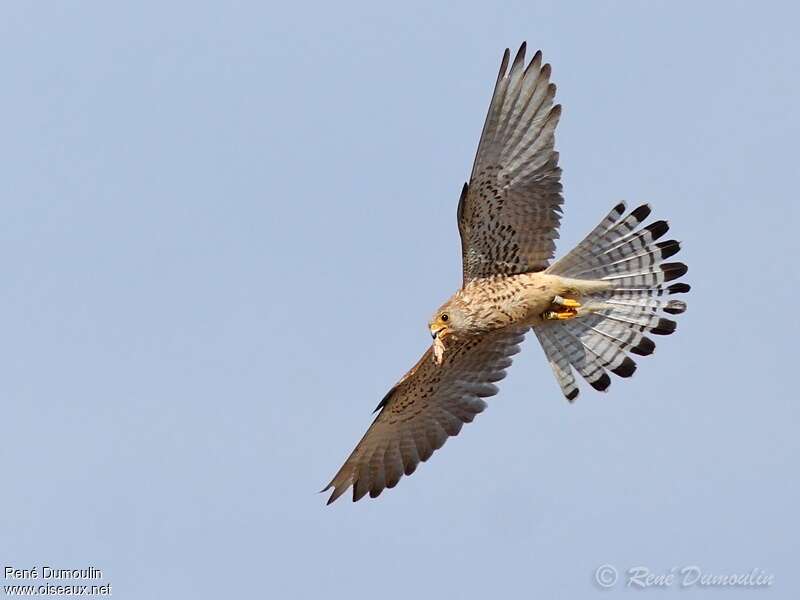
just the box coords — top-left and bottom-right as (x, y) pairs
(553, 295), (581, 308)
(542, 295), (581, 321)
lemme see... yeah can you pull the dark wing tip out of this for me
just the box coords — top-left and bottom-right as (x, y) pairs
(512, 42), (527, 69)
(498, 48), (511, 80)
(524, 49), (544, 77)
(323, 482), (348, 505)
(566, 388), (579, 402)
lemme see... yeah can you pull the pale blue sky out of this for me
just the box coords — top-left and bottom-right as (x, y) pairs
(2, 1), (798, 598)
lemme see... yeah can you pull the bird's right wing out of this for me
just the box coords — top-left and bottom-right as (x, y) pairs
(323, 328), (527, 504)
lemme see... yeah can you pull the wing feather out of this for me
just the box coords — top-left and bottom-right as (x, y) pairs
(322, 328), (527, 504)
(459, 43), (564, 283)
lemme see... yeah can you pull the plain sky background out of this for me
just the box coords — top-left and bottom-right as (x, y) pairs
(2, 1), (798, 598)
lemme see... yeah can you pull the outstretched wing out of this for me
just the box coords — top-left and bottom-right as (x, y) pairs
(323, 328), (527, 504)
(458, 43), (564, 284)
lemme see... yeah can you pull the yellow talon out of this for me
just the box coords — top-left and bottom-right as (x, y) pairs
(543, 295), (582, 321)
(542, 309), (578, 321)
(553, 295), (581, 309)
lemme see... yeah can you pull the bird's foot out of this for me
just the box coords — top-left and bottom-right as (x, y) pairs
(542, 295), (581, 321)
(553, 295), (581, 309)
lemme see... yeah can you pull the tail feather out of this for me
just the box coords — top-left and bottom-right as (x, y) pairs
(596, 282), (691, 300)
(537, 203), (689, 400)
(546, 326), (611, 392)
(534, 327), (579, 400)
(598, 310), (677, 335)
(547, 202), (656, 277)
(561, 313), (646, 363)
(560, 322), (636, 377)
(571, 239), (680, 279)
(545, 202), (627, 276)
(604, 297), (688, 315)
(599, 261), (687, 288)
(602, 220), (669, 262)
(580, 314), (656, 356)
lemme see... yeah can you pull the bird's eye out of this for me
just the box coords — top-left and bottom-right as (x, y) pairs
(440, 313), (449, 322)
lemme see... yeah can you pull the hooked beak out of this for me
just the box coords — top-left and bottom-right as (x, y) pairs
(430, 326), (446, 339)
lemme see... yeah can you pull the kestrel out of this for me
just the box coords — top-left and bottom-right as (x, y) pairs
(323, 43), (689, 504)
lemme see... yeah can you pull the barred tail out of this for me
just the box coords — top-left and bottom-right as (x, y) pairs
(536, 202), (690, 401)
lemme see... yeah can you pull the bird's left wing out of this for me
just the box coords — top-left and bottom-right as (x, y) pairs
(458, 43), (564, 284)
(323, 328), (527, 504)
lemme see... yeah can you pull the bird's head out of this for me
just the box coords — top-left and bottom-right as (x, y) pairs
(428, 307), (460, 340)
(428, 303), (468, 365)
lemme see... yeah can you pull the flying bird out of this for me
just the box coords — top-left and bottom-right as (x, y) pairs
(323, 43), (689, 504)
